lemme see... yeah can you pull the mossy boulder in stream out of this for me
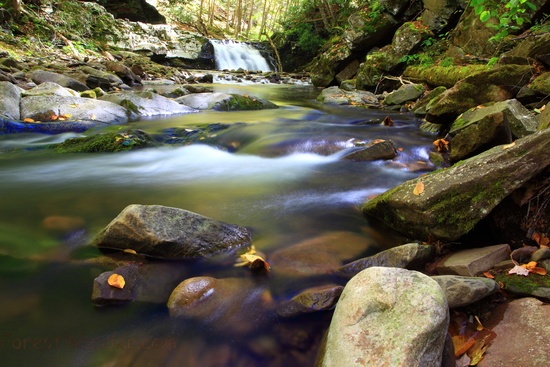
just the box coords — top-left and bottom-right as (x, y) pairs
(52, 130), (158, 153)
(92, 204), (252, 259)
(176, 92), (278, 111)
(362, 129), (550, 242)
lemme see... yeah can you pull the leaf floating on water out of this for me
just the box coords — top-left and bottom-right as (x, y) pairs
(413, 181), (425, 196)
(508, 264), (530, 276)
(235, 245), (271, 272)
(107, 273), (125, 289)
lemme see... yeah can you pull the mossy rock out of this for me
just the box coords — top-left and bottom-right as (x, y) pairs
(51, 130), (158, 153)
(404, 65), (491, 88)
(530, 72), (550, 95)
(494, 272), (550, 300)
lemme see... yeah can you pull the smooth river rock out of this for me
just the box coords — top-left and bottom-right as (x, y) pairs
(92, 204), (252, 259)
(316, 267), (449, 367)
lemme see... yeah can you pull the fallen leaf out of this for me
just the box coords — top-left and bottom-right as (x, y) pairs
(23, 118), (35, 123)
(482, 272), (494, 279)
(235, 246), (271, 272)
(467, 334), (491, 365)
(532, 232), (550, 247)
(123, 249), (137, 255)
(508, 264), (530, 276)
(502, 142), (516, 150)
(529, 267), (547, 275)
(474, 316), (484, 331)
(453, 335), (476, 357)
(382, 116), (394, 126)
(433, 138), (449, 152)
(524, 261), (538, 270)
(413, 181), (425, 196)
(107, 273), (125, 289)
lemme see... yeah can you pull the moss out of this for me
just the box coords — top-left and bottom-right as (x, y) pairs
(403, 65), (491, 88)
(494, 272), (550, 295)
(52, 130), (157, 153)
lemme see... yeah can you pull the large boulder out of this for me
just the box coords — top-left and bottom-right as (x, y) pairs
(449, 99), (539, 161)
(0, 81), (22, 120)
(20, 95), (129, 125)
(91, 204), (252, 259)
(316, 267), (449, 367)
(176, 92), (278, 111)
(432, 275), (500, 308)
(100, 91), (197, 117)
(315, 86), (379, 107)
(30, 70), (89, 92)
(426, 65), (534, 124)
(362, 129), (550, 242)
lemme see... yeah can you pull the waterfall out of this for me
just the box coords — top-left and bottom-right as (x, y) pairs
(210, 40), (273, 72)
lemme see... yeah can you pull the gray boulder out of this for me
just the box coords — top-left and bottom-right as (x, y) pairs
(176, 92), (278, 111)
(362, 129), (550, 241)
(0, 81), (22, 120)
(341, 140), (397, 161)
(338, 242), (435, 278)
(432, 275), (500, 308)
(436, 244), (511, 276)
(277, 284), (343, 318)
(316, 86), (379, 107)
(30, 69), (88, 92)
(100, 91), (198, 118)
(22, 82), (80, 97)
(449, 99), (539, 161)
(316, 267), (448, 367)
(20, 95), (128, 125)
(91, 204), (252, 259)
(384, 83), (425, 105)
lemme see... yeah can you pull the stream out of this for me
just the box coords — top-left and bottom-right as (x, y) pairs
(0, 83), (436, 366)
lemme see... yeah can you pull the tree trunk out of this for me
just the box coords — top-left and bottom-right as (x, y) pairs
(245, 0), (255, 37)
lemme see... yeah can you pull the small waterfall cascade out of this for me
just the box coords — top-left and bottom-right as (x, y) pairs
(210, 40), (274, 72)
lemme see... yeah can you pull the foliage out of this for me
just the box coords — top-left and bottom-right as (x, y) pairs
(469, 0), (538, 41)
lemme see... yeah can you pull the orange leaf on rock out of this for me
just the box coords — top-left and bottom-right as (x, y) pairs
(452, 335), (475, 357)
(413, 181), (425, 196)
(107, 273), (125, 289)
(23, 118), (35, 123)
(482, 272), (494, 279)
(529, 267), (547, 275)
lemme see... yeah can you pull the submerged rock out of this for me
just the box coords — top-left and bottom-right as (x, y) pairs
(277, 284), (344, 318)
(362, 129), (550, 241)
(92, 204), (252, 259)
(167, 276), (272, 335)
(432, 275), (500, 308)
(337, 242), (435, 278)
(91, 264), (138, 307)
(341, 140), (397, 161)
(316, 267), (448, 367)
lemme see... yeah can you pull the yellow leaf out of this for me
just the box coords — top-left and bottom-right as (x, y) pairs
(90, 113), (97, 120)
(452, 335), (475, 357)
(467, 334), (491, 365)
(107, 273), (125, 289)
(123, 249), (137, 255)
(23, 118), (35, 123)
(235, 245), (271, 272)
(502, 142), (516, 150)
(413, 181), (425, 196)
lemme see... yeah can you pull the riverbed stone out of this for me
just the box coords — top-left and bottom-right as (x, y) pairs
(91, 264), (138, 307)
(436, 244), (511, 276)
(176, 92), (278, 111)
(449, 99), (539, 161)
(316, 267), (449, 367)
(20, 95), (129, 125)
(100, 91), (197, 118)
(384, 83), (425, 105)
(338, 242), (435, 278)
(30, 69), (89, 92)
(0, 81), (22, 120)
(316, 86), (379, 107)
(269, 231), (377, 278)
(362, 129), (550, 242)
(167, 276), (272, 335)
(22, 81), (80, 97)
(477, 297), (550, 367)
(92, 204), (252, 259)
(277, 284), (343, 318)
(341, 140), (397, 161)
(432, 275), (500, 308)
(426, 65), (534, 124)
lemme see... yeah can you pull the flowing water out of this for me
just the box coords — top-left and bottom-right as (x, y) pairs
(0, 84), (435, 366)
(210, 40), (274, 71)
